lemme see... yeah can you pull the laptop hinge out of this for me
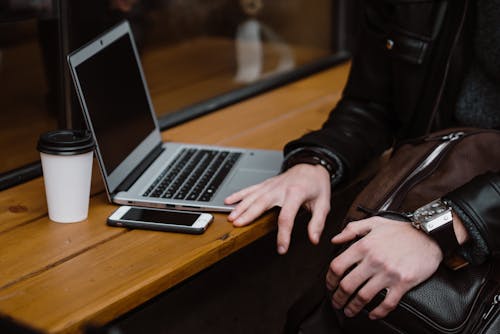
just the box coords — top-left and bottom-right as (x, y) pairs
(114, 143), (164, 194)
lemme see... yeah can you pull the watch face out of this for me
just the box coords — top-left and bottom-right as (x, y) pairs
(412, 199), (453, 233)
(414, 200), (448, 223)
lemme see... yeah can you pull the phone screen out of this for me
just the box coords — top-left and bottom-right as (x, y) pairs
(122, 207), (200, 226)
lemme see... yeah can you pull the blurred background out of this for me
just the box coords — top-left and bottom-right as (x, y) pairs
(0, 0), (360, 189)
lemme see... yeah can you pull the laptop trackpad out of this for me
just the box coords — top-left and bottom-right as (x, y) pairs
(226, 169), (276, 193)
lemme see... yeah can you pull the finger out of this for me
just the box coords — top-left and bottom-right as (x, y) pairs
(227, 185), (270, 222)
(224, 183), (263, 205)
(331, 219), (373, 244)
(368, 287), (403, 320)
(307, 199), (330, 244)
(326, 244), (365, 293)
(276, 191), (304, 254)
(343, 274), (388, 317)
(330, 261), (374, 310)
(326, 269), (336, 292)
(226, 191), (261, 222)
(231, 192), (278, 226)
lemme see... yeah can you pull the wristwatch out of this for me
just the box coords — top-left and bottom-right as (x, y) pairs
(410, 199), (460, 257)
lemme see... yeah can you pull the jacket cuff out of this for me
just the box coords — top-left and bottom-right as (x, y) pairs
(446, 200), (488, 265)
(444, 172), (500, 262)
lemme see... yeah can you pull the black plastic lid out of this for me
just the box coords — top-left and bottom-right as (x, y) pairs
(37, 129), (94, 156)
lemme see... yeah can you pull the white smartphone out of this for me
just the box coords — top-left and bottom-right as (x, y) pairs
(107, 206), (213, 234)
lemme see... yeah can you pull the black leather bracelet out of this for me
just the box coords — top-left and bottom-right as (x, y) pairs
(282, 147), (343, 186)
(284, 154), (335, 175)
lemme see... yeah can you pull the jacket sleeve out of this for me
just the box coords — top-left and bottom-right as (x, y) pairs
(445, 172), (500, 263)
(285, 0), (450, 181)
(284, 3), (399, 181)
(285, 2), (418, 179)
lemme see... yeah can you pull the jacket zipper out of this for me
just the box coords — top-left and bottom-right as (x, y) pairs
(427, 0), (469, 132)
(378, 131), (464, 211)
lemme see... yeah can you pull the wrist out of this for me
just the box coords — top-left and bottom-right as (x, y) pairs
(452, 212), (469, 245)
(283, 147), (344, 186)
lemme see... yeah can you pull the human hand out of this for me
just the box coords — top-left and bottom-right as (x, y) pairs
(225, 164), (331, 254)
(326, 217), (443, 320)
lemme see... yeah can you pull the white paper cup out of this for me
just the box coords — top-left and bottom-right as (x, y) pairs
(37, 130), (94, 223)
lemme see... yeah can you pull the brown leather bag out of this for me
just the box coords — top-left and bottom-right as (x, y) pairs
(336, 127), (500, 334)
(287, 127), (500, 334)
(345, 127), (500, 221)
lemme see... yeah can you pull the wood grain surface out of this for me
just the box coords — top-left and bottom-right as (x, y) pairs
(0, 63), (349, 333)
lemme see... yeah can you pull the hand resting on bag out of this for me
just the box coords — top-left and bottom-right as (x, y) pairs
(326, 215), (468, 320)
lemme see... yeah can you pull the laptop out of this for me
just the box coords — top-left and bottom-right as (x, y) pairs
(67, 20), (283, 212)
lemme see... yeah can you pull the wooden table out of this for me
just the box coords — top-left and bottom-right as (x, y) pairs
(0, 63), (349, 334)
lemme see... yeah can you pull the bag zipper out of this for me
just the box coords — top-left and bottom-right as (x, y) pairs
(467, 293), (500, 333)
(482, 295), (500, 322)
(378, 131), (465, 211)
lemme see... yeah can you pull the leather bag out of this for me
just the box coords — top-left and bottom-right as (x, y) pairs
(290, 127), (500, 334)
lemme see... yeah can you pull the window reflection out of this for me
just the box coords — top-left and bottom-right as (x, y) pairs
(66, 0), (335, 119)
(136, 0), (335, 117)
(0, 0), (345, 187)
(0, 1), (58, 176)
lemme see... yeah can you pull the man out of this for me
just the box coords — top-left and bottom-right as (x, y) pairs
(225, 0), (500, 322)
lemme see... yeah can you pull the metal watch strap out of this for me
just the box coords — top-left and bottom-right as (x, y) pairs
(411, 199), (460, 258)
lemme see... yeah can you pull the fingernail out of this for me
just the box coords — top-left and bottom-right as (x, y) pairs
(313, 232), (320, 243)
(344, 308), (354, 317)
(277, 246), (286, 254)
(369, 314), (378, 320)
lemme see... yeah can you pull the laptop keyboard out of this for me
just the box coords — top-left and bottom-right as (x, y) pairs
(143, 148), (242, 202)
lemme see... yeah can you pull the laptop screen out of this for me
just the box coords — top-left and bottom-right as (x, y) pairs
(74, 33), (156, 176)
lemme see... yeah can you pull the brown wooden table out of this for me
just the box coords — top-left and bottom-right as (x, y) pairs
(0, 63), (349, 334)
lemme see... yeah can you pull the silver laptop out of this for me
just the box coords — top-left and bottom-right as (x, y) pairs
(67, 21), (282, 212)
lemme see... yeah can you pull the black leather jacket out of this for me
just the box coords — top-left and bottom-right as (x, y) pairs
(285, 0), (500, 262)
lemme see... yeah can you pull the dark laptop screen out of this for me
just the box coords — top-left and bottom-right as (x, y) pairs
(75, 34), (156, 176)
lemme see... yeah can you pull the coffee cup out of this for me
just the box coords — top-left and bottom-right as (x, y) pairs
(37, 129), (95, 223)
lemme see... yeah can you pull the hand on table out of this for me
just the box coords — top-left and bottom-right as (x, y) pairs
(225, 164), (331, 254)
